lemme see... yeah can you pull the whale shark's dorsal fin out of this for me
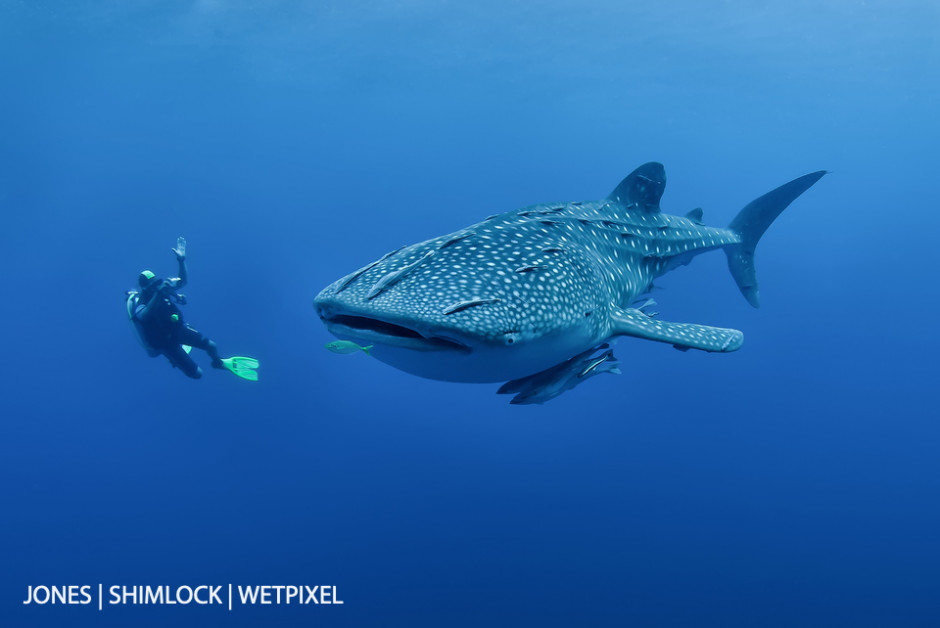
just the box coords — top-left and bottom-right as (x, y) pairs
(685, 207), (704, 224)
(608, 162), (666, 213)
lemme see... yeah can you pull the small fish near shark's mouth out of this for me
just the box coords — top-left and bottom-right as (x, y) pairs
(318, 310), (471, 353)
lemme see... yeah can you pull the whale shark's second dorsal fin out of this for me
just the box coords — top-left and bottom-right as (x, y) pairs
(608, 162), (666, 213)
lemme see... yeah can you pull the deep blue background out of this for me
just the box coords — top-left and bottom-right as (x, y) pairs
(2, 2), (938, 626)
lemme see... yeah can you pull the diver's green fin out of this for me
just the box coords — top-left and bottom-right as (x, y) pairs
(183, 345), (192, 354)
(225, 356), (259, 369)
(220, 356), (260, 381)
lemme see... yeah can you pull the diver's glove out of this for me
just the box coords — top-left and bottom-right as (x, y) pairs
(171, 236), (186, 261)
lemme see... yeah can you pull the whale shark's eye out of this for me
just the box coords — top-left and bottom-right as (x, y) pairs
(503, 331), (520, 346)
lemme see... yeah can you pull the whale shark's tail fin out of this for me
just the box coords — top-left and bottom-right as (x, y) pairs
(725, 170), (826, 308)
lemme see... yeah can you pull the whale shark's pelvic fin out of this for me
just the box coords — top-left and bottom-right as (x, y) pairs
(608, 162), (666, 213)
(610, 307), (743, 353)
(725, 170), (827, 308)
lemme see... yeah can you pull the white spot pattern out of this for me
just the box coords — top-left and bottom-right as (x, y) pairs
(317, 192), (742, 347)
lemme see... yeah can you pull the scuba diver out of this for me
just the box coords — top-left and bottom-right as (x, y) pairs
(126, 237), (259, 381)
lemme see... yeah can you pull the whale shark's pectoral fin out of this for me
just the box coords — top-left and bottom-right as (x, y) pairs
(610, 307), (743, 352)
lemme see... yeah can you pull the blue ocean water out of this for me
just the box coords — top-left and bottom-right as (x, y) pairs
(1, 1), (938, 626)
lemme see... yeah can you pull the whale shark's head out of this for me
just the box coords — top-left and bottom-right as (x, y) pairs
(315, 216), (610, 383)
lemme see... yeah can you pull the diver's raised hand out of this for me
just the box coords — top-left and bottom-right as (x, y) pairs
(171, 236), (187, 260)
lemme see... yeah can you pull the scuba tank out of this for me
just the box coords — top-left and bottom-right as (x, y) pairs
(126, 290), (161, 357)
(126, 287), (189, 357)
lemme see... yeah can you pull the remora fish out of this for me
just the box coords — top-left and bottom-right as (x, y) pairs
(315, 162), (825, 403)
(326, 340), (373, 355)
(496, 344), (622, 405)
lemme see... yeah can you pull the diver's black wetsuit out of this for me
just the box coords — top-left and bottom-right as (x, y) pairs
(135, 287), (215, 379)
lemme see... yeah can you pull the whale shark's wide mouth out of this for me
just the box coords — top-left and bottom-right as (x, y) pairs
(323, 314), (471, 353)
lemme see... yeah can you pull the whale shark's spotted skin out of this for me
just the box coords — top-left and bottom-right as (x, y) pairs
(316, 163), (825, 403)
(328, 201), (737, 342)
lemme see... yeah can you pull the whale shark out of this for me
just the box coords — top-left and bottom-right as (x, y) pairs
(315, 163), (825, 403)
